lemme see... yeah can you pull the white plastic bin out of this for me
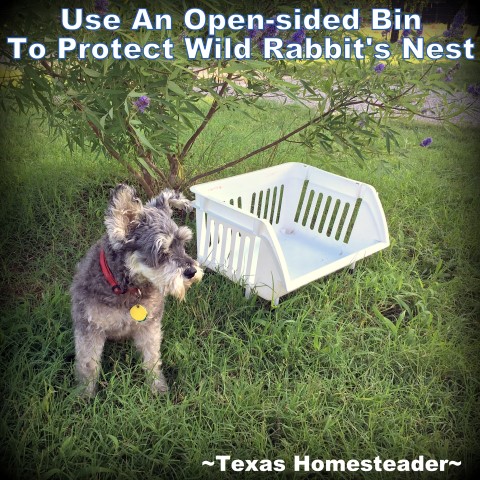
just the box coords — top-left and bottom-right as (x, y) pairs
(190, 163), (389, 304)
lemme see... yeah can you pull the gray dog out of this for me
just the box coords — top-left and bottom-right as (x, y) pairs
(70, 184), (203, 397)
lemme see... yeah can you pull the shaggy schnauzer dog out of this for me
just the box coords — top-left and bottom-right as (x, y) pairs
(70, 184), (203, 397)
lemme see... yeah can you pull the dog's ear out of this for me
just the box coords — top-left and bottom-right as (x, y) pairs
(147, 189), (193, 216)
(176, 226), (193, 243)
(105, 184), (144, 249)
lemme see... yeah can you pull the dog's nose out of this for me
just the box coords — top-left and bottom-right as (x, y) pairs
(183, 266), (197, 279)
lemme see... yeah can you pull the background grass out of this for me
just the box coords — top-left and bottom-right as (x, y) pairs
(1, 61), (480, 479)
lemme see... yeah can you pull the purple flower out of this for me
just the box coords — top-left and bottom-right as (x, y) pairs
(94, 0), (109, 15)
(443, 8), (466, 39)
(467, 84), (480, 97)
(287, 28), (306, 45)
(416, 28), (423, 36)
(246, 26), (260, 39)
(134, 95), (150, 113)
(420, 137), (432, 147)
(444, 74), (453, 82)
(251, 17), (278, 48)
(264, 20), (278, 37)
(451, 9), (466, 28)
(374, 63), (386, 74)
(435, 67), (444, 74)
(402, 29), (411, 37)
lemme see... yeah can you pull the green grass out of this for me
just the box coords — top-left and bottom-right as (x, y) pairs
(1, 98), (479, 479)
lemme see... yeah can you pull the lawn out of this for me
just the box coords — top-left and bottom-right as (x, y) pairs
(1, 76), (479, 478)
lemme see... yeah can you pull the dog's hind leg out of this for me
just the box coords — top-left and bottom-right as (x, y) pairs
(74, 328), (106, 397)
(132, 321), (168, 394)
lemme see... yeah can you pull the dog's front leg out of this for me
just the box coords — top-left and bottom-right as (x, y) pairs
(132, 320), (168, 394)
(74, 328), (106, 397)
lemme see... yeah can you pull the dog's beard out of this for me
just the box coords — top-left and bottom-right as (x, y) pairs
(126, 252), (203, 300)
(168, 266), (203, 300)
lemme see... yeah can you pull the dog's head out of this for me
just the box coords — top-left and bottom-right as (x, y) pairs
(105, 184), (203, 300)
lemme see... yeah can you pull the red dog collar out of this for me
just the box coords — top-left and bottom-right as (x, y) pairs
(99, 248), (140, 296)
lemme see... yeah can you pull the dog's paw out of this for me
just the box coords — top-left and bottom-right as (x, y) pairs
(76, 381), (97, 399)
(151, 373), (169, 395)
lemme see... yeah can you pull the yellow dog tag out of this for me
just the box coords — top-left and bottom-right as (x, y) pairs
(130, 304), (148, 322)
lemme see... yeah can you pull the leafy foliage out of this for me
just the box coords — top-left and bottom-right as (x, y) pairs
(0, 0), (466, 194)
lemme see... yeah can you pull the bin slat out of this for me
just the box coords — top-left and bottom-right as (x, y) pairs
(227, 229), (239, 276)
(218, 225), (229, 268)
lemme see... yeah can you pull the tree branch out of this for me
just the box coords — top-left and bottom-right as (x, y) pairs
(186, 76), (461, 188)
(40, 60), (63, 79)
(185, 100), (364, 186)
(71, 99), (155, 196)
(40, 59), (85, 83)
(178, 73), (233, 161)
(126, 124), (168, 185)
(37, 60), (154, 193)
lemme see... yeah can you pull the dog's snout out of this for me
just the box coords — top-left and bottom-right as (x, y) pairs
(183, 266), (197, 279)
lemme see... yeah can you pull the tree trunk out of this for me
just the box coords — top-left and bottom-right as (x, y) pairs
(167, 154), (181, 190)
(390, 0), (405, 43)
(390, 28), (400, 43)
